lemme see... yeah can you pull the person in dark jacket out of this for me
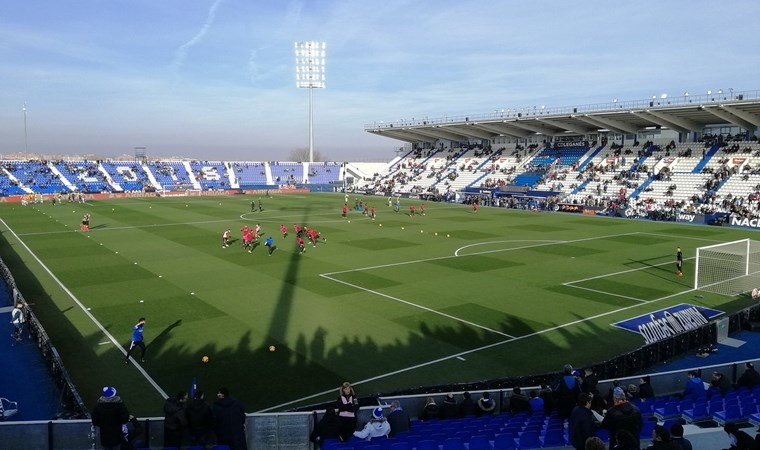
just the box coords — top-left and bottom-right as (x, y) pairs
(459, 391), (477, 417)
(419, 397), (439, 420)
(602, 388), (643, 450)
(186, 390), (214, 448)
(555, 364), (582, 419)
(723, 422), (754, 450)
(91, 386), (130, 450)
(736, 363), (760, 389)
(213, 387), (247, 450)
(336, 382), (359, 437)
(638, 376), (655, 401)
(310, 406), (344, 445)
(646, 425), (677, 450)
(163, 391), (188, 448)
(569, 393), (596, 450)
(386, 401), (410, 437)
(509, 387), (531, 415)
(438, 393), (458, 419)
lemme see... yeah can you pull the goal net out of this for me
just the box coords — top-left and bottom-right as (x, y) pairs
(694, 239), (760, 295)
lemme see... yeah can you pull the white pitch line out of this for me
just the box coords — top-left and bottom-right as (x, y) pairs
(262, 284), (699, 412)
(565, 256), (696, 285)
(563, 284), (648, 303)
(0, 218), (168, 400)
(323, 232), (641, 277)
(319, 273), (515, 339)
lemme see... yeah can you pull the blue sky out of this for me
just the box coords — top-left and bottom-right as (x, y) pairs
(1, 0), (758, 161)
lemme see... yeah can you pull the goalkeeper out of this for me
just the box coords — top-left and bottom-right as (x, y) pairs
(676, 247), (683, 277)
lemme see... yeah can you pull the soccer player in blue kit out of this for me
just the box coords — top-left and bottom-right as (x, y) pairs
(125, 317), (147, 364)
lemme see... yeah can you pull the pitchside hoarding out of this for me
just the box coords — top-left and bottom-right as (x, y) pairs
(612, 303), (724, 345)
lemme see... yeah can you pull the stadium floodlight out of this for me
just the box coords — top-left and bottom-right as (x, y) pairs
(295, 41), (326, 164)
(694, 239), (760, 296)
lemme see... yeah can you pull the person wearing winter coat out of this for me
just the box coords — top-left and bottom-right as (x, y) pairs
(353, 407), (390, 441)
(91, 386), (130, 450)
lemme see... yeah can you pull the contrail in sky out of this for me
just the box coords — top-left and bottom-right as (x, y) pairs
(171, 0), (224, 72)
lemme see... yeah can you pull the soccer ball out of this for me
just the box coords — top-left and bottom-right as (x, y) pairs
(447, 234), (450, 238)
(435, 232), (438, 236)
(268, 345), (276, 352)
(202, 356), (209, 363)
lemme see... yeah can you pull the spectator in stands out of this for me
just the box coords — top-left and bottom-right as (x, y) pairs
(213, 387), (247, 450)
(336, 382), (359, 437)
(163, 391), (188, 448)
(555, 364), (582, 419)
(528, 391), (544, 414)
(584, 436), (606, 450)
(10, 302), (27, 342)
(186, 390), (214, 448)
(736, 362), (760, 389)
(386, 400), (410, 437)
(645, 425), (675, 450)
(669, 423), (692, 450)
(613, 429), (640, 450)
(419, 397), (439, 421)
(353, 407), (390, 441)
(459, 391), (477, 417)
(570, 393), (596, 450)
(539, 383), (555, 414)
(711, 371), (732, 395)
(310, 406), (344, 445)
(723, 422), (754, 450)
(476, 392), (496, 416)
(123, 415), (144, 450)
(508, 387), (531, 415)
(91, 386), (130, 450)
(683, 370), (706, 398)
(602, 387), (642, 450)
(638, 376), (655, 401)
(438, 393), (458, 419)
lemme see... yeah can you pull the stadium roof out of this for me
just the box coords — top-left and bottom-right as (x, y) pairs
(365, 89), (760, 145)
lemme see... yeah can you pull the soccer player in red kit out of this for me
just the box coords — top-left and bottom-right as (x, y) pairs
(296, 235), (306, 254)
(241, 225), (250, 244)
(472, 201), (478, 213)
(280, 224), (288, 238)
(342, 203), (348, 218)
(370, 206), (376, 220)
(419, 204), (425, 216)
(243, 230), (254, 252)
(293, 224), (302, 237)
(409, 204), (415, 217)
(307, 228), (318, 247)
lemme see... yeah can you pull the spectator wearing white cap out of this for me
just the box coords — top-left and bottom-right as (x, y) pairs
(353, 407), (390, 441)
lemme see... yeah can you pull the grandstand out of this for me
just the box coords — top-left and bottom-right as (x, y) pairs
(3, 91), (760, 449)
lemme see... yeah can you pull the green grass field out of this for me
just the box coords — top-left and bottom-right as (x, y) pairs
(0, 193), (756, 416)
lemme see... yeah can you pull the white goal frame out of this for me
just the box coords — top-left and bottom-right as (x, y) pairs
(694, 238), (756, 294)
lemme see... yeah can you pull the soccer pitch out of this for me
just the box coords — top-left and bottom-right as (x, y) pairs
(0, 193), (755, 416)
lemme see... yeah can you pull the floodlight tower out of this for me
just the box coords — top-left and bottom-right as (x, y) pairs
(294, 41), (326, 163)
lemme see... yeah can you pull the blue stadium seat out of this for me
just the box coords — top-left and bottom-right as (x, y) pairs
(468, 434), (493, 450)
(681, 402), (710, 423)
(493, 433), (516, 450)
(442, 437), (466, 450)
(416, 440), (438, 450)
(390, 442), (412, 450)
(640, 420), (657, 439)
(516, 431), (541, 449)
(540, 428), (566, 447)
(714, 404), (742, 426)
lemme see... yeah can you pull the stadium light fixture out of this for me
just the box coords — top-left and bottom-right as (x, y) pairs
(295, 41), (326, 163)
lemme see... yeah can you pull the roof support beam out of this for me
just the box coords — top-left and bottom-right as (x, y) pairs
(630, 111), (689, 135)
(574, 115), (636, 135)
(410, 127), (470, 142)
(705, 105), (760, 130)
(536, 117), (594, 134)
(446, 124), (498, 140)
(507, 119), (560, 136)
(643, 110), (700, 132)
(471, 123), (532, 138)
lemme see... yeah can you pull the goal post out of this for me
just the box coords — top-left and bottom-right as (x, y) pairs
(694, 238), (760, 295)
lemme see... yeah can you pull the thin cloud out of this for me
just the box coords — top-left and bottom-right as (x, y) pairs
(170, 0), (224, 72)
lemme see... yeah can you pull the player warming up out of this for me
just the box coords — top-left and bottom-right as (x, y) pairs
(676, 246), (683, 277)
(125, 318), (147, 364)
(265, 236), (275, 256)
(280, 224), (288, 238)
(296, 235), (306, 254)
(222, 229), (231, 248)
